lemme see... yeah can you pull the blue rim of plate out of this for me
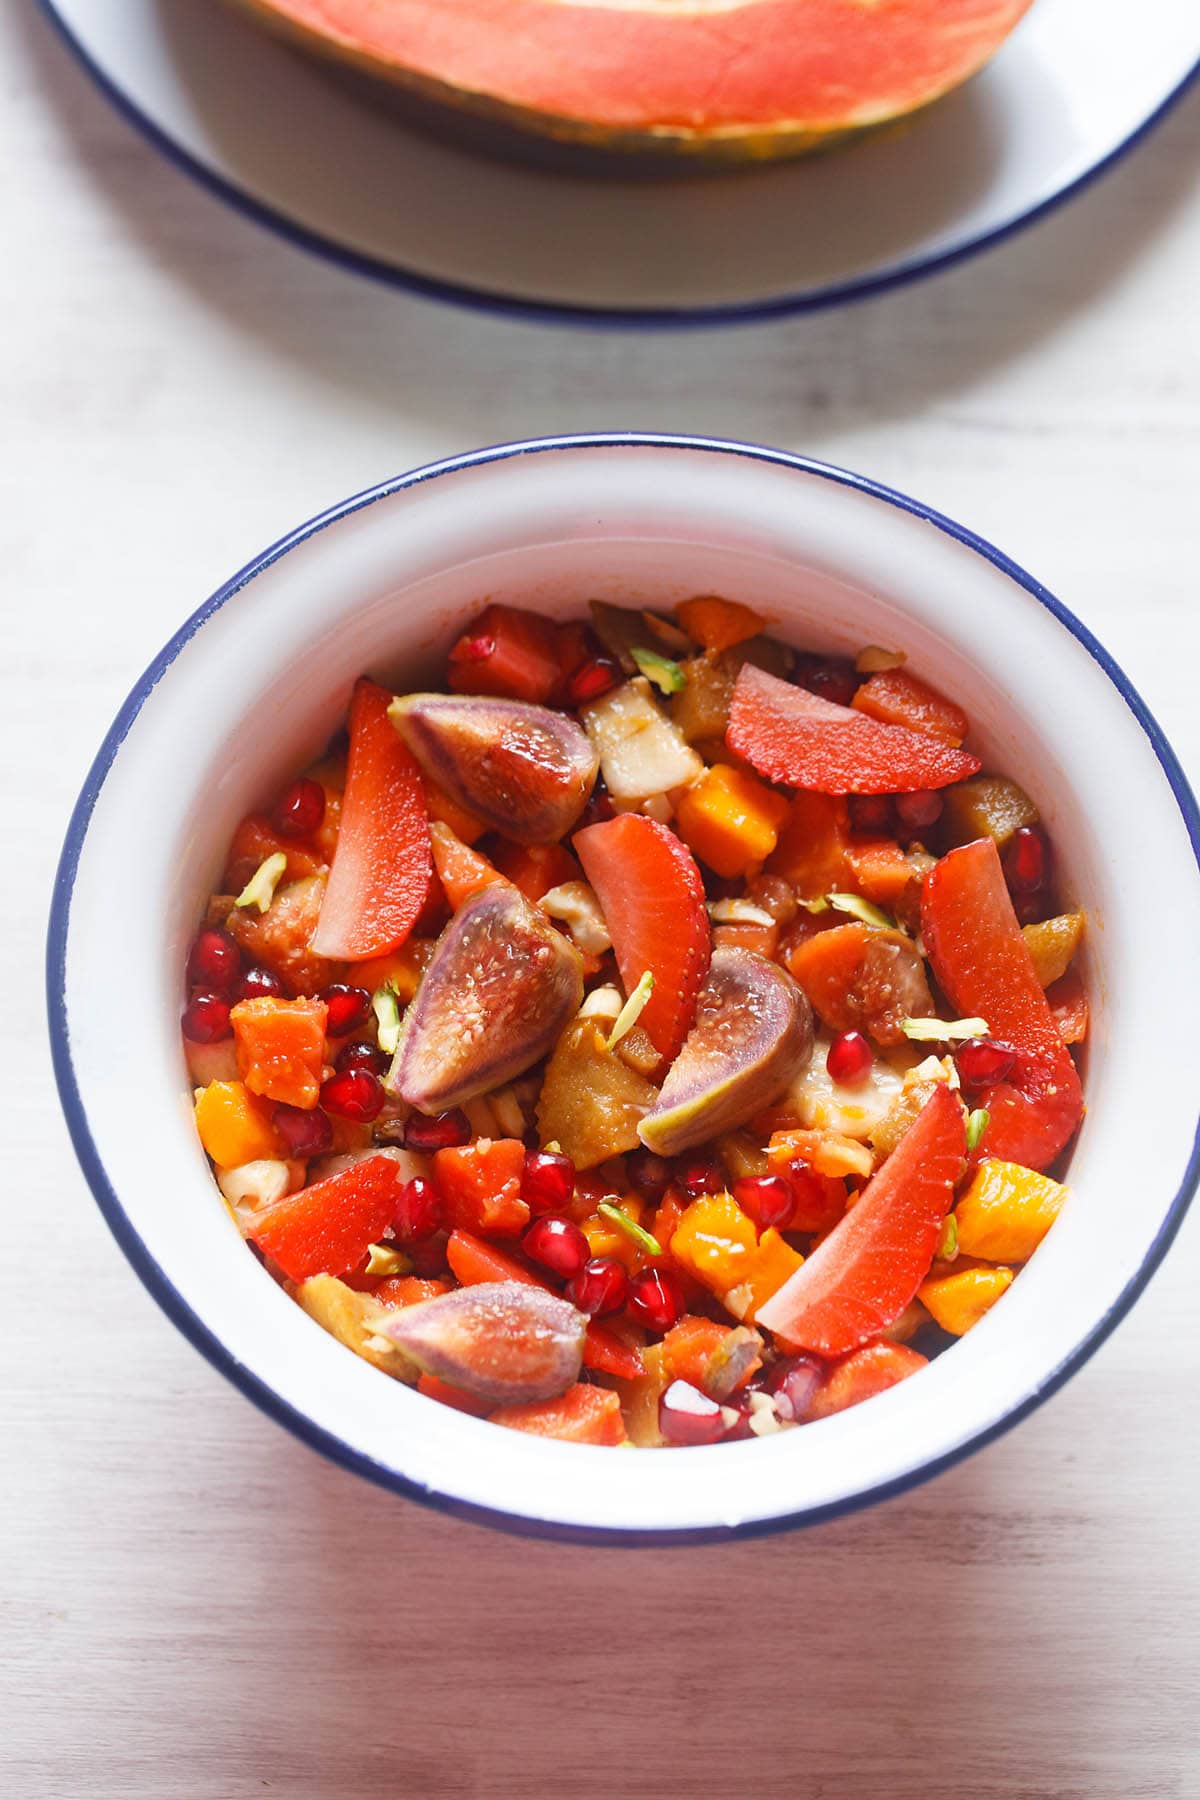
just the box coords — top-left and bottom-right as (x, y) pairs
(36, 0), (1200, 330)
(47, 434), (1200, 1543)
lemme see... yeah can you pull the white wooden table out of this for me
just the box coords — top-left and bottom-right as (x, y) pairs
(6, 8), (1199, 1795)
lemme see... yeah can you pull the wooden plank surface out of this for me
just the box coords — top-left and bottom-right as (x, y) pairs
(4, 7), (1199, 1795)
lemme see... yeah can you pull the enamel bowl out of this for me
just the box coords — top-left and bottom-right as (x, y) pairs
(49, 435), (1200, 1541)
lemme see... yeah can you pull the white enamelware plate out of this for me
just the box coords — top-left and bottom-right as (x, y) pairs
(40, 0), (1199, 326)
(49, 437), (1200, 1540)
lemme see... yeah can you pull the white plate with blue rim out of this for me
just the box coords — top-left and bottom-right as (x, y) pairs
(40, 0), (1198, 326)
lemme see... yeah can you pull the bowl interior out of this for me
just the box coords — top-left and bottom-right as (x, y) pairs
(58, 441), (1200, 1536)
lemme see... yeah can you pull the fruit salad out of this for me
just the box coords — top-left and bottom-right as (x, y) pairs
(183, 598), (1086, 1448)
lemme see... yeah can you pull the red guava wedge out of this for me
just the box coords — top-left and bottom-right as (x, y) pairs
(921, 838), (1084, 1171)
(236, 0), (1034, 166)
(311, 679), (432, 960)
(756, 1083), (965, 1356)
(246, 1155), (406, 1282)
(727, 664), (981, 795)
(574, 813), (710, 1063)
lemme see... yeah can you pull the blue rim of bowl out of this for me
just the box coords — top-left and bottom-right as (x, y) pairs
(36, 0), (1200, 331)
(47, 433), (1200, 1543)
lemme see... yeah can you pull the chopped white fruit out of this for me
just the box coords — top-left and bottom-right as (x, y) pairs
(217, 1159), (301, 1209)
(579, 984), (623, 1022)
(311, 1146), (431, 1185)
(708, 898), (776, 926)
(787, 1032), (906, 1141)
(540, 881), (613, 956)
(581, 677), (703, 804)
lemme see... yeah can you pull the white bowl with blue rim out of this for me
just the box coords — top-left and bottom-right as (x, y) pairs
(48, 434), (1200, 1540)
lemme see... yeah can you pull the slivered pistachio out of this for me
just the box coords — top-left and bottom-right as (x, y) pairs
(235, 851), (287, 914)
(966, 1108), (990, 1152)
(597, 1200), (662, 1257)
(901, 1016), (990, 1043)
(607, 971), (655, 1050)
(827, 893), (895, 930)
(631, 647), (686, 695)
(372, 983), (402, 1055)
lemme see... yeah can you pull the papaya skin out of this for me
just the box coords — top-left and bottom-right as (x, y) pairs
(231, 0), (1034, 168)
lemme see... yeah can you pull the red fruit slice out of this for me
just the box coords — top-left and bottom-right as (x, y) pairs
(574, 813), (710, 1063)
(447, 604), (560, 704)
(727, 663), (981, 795)
(921, 838), (1083, 1170)
(311, 679), (432, 960)
(756, 1083), (965, 1356)
(239, 0), (1033, 167)
(246, 1155), (405, 1282)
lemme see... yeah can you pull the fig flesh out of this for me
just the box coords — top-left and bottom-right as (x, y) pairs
(639, 947), (814, 1156)
(381, 1281), (586, 1405)
(389, 693), (598, 844)
(387, 883), (583, 1112)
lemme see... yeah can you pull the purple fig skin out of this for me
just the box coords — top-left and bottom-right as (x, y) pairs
(381, 1282), (586, 1404)
(388, 692), (598, 844)
(386, 883), (584, 1111)
(638, 948), (815, 1156)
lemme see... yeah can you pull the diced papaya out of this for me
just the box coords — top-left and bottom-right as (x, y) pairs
(676, 595), (767, 653)
(581, 1197), (649, 1272)
(807, 1343), (927, 1419)
(844, 837), (915, 907)
(428, 821), (507, 911)
(492, 840), (582, 903)
(230, 995), (328, 1109)
(851, 669), (968, 746)
(246, 1156), (405, 1282)
(417, 1372), (494, 1417)
(1022, 912), (1085, 988)
(954, 1159), (1068, 1263)
(433, 1138), (529, 1237)
(674, 763), (789, 878)
(1047, 967), (1089, 1046)
(784, 921), (871, 1018)
(662, 1316), (732, 1389)
(941, 775), (1039, 849)
(670, 1193), (758, 1297)
(767, 791), (852, 898)
(767, 1127), (872, 1182)
(348, 937), (437, 1002)
(725, 1227), (805, 1321)
(712, 920), (780, 958)
(373, 1276), (451, 1308)
(447, 604), (560, 705)
(194, 1079), (285, 1168)
(419, 772), (485, 845)
(224, 874), (341, 996)
(223, 813), (326, 892)
(918, 1263), (1014, 1335)
(492, 1383), (628, 1445)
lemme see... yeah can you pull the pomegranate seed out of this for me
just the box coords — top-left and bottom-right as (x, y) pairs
(766, 1355), (824, 1423)
(1013, 891), (1046, 925)
(409, 1235), (450, 1277)
(567, 655), (620, 706)
(319, 1068), (385, 1122)
(271, 776), (325, 839)
(181, 993), (232, 1043)
(567, 1256), (629, 1317)
(237, 965), (286, 1002)
(955, 1036), (1017, 1090)
(272, 1103), (333, 1158)
(733, 1174), (794, 1231)
(680, 1157), (724, 1198)
(826, 1029), (873, 1085)
(627, 1267), (684, 1335)
(335, 1040), (388, 1076)
(320, 983), (373, 1036)
(848, 794), (893, 835)
(1004, 824), (1049, 894)
(785, 1158), (837, 1232)
(796, 656), (859, 708)
(523, 1215), (590, 1280)
(186, 928), (242, 994)
(895, 790), (943, 833)
(627, 1148), (672, 1203)
(577, 783), (616, 828)
(521, 1150), (576, 1215)
(403, 1110), (471, 1152)
(393, 1176), (443, 1242)
(659, 1379), (726, 1447)
(449, 629), (497, 665)
(721, 1402), (755, 1441)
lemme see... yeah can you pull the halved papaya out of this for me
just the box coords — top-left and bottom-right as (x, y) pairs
(234, 0), (1034, 169)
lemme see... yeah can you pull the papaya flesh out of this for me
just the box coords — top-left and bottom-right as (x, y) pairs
(234, 0), (1034, 169)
